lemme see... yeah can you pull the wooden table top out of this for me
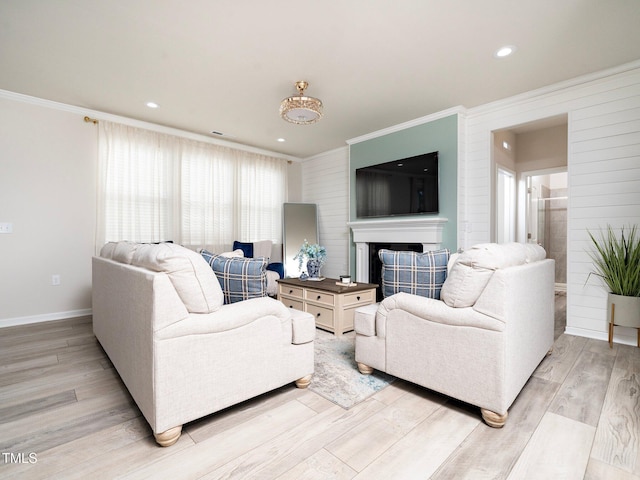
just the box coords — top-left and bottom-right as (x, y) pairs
(277, 277), (378, 294)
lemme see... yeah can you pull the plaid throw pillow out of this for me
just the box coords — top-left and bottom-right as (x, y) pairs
(379, 249), (450, 299)
(201, 249), (267, 304)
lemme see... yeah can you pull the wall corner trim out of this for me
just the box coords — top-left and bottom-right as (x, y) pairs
(0, 309), (92, 329)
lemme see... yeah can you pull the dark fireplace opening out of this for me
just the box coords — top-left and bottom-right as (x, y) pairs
(369, 242), (422, 301)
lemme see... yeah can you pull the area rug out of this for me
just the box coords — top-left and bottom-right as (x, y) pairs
(309, 329), (395, 409)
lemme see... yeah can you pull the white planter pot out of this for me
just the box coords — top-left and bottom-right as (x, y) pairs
(607, 293), (640, 328)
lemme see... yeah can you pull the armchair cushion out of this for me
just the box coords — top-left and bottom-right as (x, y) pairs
(379, 249), (450, 300)
(201, 249), (267, 304)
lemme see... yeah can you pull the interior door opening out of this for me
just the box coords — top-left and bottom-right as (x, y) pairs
(524, 170), (568, 291)
(496, 167), (516, 243)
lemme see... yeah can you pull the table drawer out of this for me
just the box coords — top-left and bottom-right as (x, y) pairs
(279, 285), (304, 299)
(305, 289), (335, 306)
(343, 289), (375, 307)
(281, 298), (304, 311)
(307, 303), (335, 330)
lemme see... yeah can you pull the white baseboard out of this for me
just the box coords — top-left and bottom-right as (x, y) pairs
(0, 309), (92, 328)
(564, 325), (638, 347)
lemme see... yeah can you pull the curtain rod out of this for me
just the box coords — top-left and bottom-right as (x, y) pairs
(84, 116), (98, 124)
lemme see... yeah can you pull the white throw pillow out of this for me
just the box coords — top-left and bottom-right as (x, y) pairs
(441, 261), (494, 308)
(220, 249), (244, 258)
(100, 240), (139, 264)
(132, 243), (224, 313)
(440, 243), (542, 308)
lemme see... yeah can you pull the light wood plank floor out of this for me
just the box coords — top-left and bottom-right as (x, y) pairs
(1, 293), (639, 479)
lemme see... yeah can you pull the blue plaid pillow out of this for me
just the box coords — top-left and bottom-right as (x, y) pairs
(379, 249), (450, 299)
(201, 249), (267, 304)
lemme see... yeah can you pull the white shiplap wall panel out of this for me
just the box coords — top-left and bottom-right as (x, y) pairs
(464, 61), (640, 345)
(571, 118), (640, 142)
(301, 147), (350, 279)
(572, 106), (640, 131)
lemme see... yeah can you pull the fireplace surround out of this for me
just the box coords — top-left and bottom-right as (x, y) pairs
(348, 217), (448, 284)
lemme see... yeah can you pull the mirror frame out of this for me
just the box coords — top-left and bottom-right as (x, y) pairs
(282, 203), (318, 277)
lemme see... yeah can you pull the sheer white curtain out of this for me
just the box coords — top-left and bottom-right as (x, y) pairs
(96, 121), (287, 252)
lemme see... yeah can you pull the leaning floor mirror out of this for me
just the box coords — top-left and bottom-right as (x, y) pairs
(283, 203), (318, 277)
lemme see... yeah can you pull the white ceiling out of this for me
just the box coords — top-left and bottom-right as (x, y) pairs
(1, 0), (639, 158)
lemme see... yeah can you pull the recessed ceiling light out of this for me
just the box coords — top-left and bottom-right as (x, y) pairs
(146, 101), (159, 108)
(277, 138), (286, 143)
(494, 45), (516, 58)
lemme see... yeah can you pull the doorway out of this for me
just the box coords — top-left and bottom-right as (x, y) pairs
(524, 169), (568, 290)
(492, 115), (568, 292)
(496, 166), (516, 243)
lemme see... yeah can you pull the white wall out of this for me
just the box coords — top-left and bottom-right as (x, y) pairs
(301, 147), (350, 279)
(0, 96), (97, 324)
(0, 92), (302, 326)
(286, 161), (303, 202)
(463, 62), (640, 345)
(516, 124), (568, 172)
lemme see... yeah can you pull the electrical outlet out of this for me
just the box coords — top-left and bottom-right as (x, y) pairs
(51, 274), (61, 286)
(0, 223), (13, 234)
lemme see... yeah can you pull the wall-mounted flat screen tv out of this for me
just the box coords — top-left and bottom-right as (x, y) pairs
(356, 151), (438, 218)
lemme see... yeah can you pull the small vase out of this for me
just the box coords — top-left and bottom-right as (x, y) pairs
(307, 259), (322, 280)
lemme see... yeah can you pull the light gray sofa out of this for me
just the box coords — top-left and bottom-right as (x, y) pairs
(355, 243), (555, 427)
(92, 241), (315, 446)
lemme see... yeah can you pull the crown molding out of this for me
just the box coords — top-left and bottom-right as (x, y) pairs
(301, 145), (349, 163)
(0, 89), (301, 163)
(346, 106), (466, 146)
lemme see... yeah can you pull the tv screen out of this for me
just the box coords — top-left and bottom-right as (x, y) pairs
(356, 151), (438, 218)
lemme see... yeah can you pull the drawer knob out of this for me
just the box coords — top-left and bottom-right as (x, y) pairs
(289, 289), (293, 294)
(357, 296), (361, 301)
(317, 295), (321, 300)
(316, 312), (321, 317)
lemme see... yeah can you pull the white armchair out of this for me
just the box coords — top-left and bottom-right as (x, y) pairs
(93, 241), (314, 446)
(355, 243), (555, 427)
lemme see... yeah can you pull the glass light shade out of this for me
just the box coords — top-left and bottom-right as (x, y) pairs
(279, 81), (323, 125)
(280, 96), (323, 125)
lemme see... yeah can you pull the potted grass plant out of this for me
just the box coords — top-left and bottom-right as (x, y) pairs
(587, 225), (640, 344)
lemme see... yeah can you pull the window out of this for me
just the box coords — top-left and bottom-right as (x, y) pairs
(96, 121), (287, 252)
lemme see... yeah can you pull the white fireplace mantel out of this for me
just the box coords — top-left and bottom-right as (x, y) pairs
(348, 217), (448, 283)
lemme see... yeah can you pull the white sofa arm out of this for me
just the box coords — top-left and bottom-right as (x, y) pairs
(354, 303), (378, 336)
(155, 297), (290, 339)
(289, 308), (316, 344)
(377, 292), (504, 335)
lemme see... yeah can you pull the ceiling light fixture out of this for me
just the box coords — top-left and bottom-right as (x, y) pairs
(494, 45), (516, 58)
(146, 101), (159, 108)
(279, 81), (323, 125)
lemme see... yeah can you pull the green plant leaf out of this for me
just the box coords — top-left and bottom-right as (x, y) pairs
(587, 225), (640, 297)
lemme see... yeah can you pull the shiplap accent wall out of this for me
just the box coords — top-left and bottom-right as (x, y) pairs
(301, 147), (350, 279)
(464, 61), (640, 344)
